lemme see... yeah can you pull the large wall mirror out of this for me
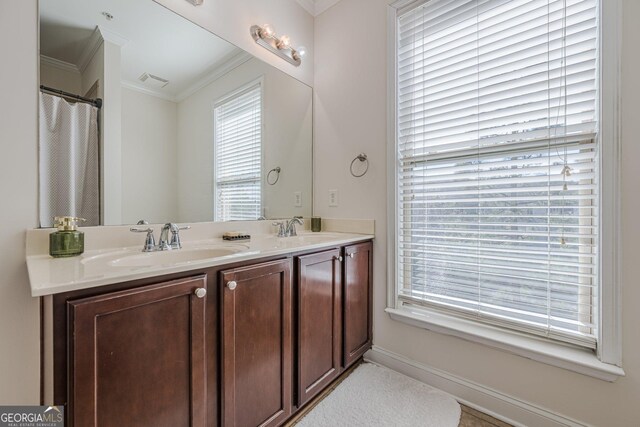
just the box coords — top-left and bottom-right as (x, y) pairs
(38, 0), (313, 227)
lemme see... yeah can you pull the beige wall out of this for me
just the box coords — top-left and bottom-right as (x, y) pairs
(39, 60), (81, 94)
(80, 43), (103, 98)
(121, 88), (179, 224)
(0, 0), (40, 404)
(313, 0), (640, 425)
(101, 40), (123, 225)
(78, 38), (124, 226)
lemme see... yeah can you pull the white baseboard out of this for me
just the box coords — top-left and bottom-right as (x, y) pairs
(364, 346), (591, 427)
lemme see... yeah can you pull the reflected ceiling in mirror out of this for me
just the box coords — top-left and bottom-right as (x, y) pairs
(38, 0), (312, 227)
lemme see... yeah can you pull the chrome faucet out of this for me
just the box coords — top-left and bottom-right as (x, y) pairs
(130, 223), (191, 252)
(272, 217), (304, 238)
(158, 223), (191, 250)
(130, 227), (156, 252)
(272, 221), (287, 237)
(286, 217), (304, 237)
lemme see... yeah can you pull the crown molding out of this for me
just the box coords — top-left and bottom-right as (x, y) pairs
(120, 50), (252, 104)
(295, 0), (316, 15)
(175, 50), (253, 102)
(314, 0), (342, 15)
(76, 26), (128, 73)
(295, 0), (342, 16)
(121, 80), (178, 103)
(98, 25), (129, 47)
(40, 55), (80, 74)
(77, 27), (103, 73)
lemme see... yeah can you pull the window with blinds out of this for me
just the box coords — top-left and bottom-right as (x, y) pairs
(395, 0), (599, 348)
(214, 83), (262, 221)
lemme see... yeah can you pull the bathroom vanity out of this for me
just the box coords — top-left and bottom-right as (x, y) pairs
(28, 227), (373, 426)
(31, 0), (373, 424)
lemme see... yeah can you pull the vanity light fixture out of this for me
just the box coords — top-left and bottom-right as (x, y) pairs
(250, 24), (305, 67)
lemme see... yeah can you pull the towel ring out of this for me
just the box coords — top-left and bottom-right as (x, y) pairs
(350, 153), (369, 178)
(267, 167), (281, 185)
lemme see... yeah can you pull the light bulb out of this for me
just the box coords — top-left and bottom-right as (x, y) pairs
(261, 24), (275, 38)
(277, 35), (291, 49)
(297, 45), (307, 58)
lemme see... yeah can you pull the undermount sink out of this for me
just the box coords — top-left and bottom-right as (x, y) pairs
(81, 246), (248, 269)
(110, 247), (244, 268)
(264, 233), (347, 247)
(288, 233), (346, 244)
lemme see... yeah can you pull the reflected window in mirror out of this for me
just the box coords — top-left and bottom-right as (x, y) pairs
(214, 81), (263, 221)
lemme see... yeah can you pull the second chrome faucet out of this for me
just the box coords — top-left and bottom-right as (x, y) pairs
(273, 217), (304, 237)
(130, 222), (191, 252)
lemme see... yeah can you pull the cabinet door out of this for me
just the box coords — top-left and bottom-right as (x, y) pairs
(69, 275), (207, 427)
(221, 259), (292, 427)
(343, 242), (373, 367)
(296, 249), (342, 406)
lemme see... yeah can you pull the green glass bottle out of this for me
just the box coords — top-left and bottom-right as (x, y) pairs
(49, 216), (85, 258)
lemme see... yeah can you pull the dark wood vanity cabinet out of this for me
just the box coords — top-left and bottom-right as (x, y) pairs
(68, 275), (208, 427)
(296, 249), (342, 406)
(220, 259), (293, 427)
(342, 241), (373, 368)
(53, 239), (372, 427)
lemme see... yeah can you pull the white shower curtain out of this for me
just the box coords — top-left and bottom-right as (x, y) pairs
(39, 93), (100, 227)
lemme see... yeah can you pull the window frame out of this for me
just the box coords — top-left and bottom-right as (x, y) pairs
(212, 78), (265, 222)
(386, 0), (623, 380)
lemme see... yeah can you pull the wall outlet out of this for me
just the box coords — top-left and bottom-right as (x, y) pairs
(329, 189), (338, 207)
(294, 191), (302, 207)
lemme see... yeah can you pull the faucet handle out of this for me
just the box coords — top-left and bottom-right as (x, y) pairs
(130, 227), (156, 252)
(272, 221), (286, 238)
(169, 225), (191, 249)
(168, 223), (191, 234)
(130, 226), (153, 233)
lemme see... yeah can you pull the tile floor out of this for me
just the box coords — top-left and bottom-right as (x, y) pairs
(459, 405), (513, 427)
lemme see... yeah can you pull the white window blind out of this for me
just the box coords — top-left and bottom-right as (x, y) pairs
(214, 83), (262, 221)
(396, 0), (599, 348)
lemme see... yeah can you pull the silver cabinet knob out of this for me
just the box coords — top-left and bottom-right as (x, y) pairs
(347, 253), (354, 258)
(194, 288), (207, 298)
(227, 281), (237, 290)
(334, 256), (343, 262)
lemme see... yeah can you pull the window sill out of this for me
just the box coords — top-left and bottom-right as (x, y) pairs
(386, 306), (625, 382)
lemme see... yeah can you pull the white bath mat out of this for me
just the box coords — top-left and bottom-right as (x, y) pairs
(296, 362), (461, 426)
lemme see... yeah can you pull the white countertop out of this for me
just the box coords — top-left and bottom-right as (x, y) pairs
(26, 231), (374, 297)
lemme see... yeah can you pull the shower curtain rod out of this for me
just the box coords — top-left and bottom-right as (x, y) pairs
(40, 85), (103, 109)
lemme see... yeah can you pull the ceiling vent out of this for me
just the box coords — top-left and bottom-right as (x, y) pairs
(138, 73), (169, 88)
